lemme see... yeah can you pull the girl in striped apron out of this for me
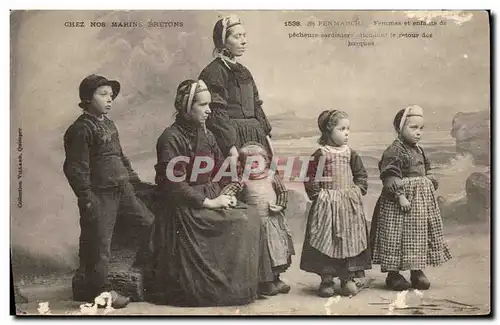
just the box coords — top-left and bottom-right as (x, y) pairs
(301, 110), (371, 297)
(371, 105), (452, 291)
(221, 142), (295, 297)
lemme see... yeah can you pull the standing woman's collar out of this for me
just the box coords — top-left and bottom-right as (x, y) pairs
(218, 53), (237, 70)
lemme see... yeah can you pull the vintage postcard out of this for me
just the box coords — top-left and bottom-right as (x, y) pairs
(10, 10), (490, 316)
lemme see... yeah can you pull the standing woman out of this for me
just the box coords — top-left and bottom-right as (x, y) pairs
(150, 79), (261, 307)
(199, 15), (273, 159)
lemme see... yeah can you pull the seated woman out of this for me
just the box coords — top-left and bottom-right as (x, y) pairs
(150, 79), (261, 307)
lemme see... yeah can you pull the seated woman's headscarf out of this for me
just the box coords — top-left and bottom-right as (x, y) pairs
(175, 79), (210, 132)
(175, 79), (209, 114)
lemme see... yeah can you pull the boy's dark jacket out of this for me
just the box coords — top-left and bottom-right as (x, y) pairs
(63, 113), (140, 205)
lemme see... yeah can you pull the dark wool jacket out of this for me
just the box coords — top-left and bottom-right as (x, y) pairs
(199, 58), (272, 154)
(63, 113), (139, 204)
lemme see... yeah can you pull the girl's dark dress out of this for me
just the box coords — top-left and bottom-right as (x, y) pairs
(199, 57), (272, 155)
(151, 116), (260, 307)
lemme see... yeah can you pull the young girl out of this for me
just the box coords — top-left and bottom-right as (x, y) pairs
(371, 105), (452, 291)
(221, 141), (295, 296)
(300, 110), (371, 297)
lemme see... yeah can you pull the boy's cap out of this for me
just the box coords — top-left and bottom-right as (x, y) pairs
(79, 74), (121, 102)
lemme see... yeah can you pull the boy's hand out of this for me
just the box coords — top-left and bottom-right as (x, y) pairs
(398, 195), (411, 212)
(269, 203), (284, 213)
(79, 194), (98, 222)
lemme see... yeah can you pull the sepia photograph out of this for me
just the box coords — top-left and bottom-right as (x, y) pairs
(10, 9), (491, 316)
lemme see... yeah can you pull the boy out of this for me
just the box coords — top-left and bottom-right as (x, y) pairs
(63, 74), (154, 308)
